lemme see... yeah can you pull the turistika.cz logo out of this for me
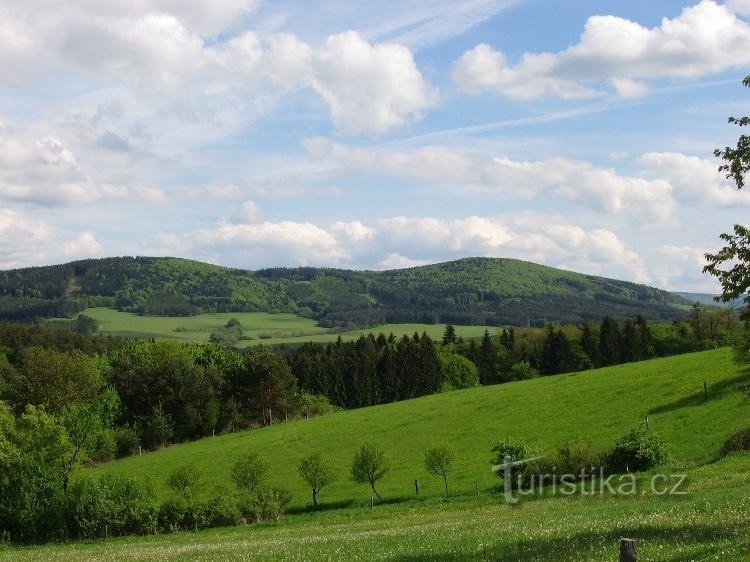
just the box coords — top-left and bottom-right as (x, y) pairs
(493, 455), (688, 504)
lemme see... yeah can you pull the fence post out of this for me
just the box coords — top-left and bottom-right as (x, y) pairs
(619, 538), (637, 562)
(414, 479), (420, 496)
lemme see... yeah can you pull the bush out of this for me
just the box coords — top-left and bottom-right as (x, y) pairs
(490, 438), (531, 488)
(115, 426), (140, 458)
(231, 453), (268, 493)
(237, 487), (291, 523)
(198, 487), (242, 528)
(607, 427), (668, 472)
(67, 474), (158, 539)
(158, 496), (188, 533)
(719, 427), (750, 457)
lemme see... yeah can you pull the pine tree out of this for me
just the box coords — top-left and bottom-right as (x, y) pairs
(478, 329), (497, 384)
(598, 316), (622, 366)
(442, 324), (457, 345)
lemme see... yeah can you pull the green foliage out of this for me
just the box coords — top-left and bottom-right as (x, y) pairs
(115, 426), (140, 458)
(0, 256), (691, 327)
(437, 348), (479, 391)
(508, 360), (537, 381)
(6, 347), (103, 414)
(719, 427), (750, 457)
(607, 427), (668, 472)
(231, 453), (268, 494)
(167, 464), (204, 498)
(297, 452), (333, 506)
(350, 442), (388, 501)
(491, 438), (531, 487)
(237, 487), (291, 523)
(423, 445), (455, 496)
(66, 474), (158, 538)
(234, 346), (296, 426)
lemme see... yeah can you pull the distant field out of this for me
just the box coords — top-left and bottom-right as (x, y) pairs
(4, 348), (749, 561)
(78, 307), (499, 346)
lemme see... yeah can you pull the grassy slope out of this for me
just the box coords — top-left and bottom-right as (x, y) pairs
(5, 348), (749, 561)
(88, 348), (748, 505)
(81, 307), (498, 346)
(6, 454), (750, 561)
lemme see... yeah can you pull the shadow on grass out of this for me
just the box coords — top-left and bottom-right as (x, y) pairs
(648, 370), (750, 415)
(389, 520), (747, 561)
(287, 495), (416, 515)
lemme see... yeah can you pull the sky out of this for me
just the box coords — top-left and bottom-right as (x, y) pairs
(0, 0), (749, 291)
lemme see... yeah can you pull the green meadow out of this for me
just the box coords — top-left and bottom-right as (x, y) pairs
(3, 347), (749, 560)
(79, 307), (498, 346)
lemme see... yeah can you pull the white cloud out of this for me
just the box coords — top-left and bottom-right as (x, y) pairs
(0, 0), (437, 135)
(726, 0), (750, 16)
(640, 152), (750, 206)
(452, 1), (750, 99)
(305, 138), (675, 223)
(61, 232), (104, 257)
(0, 125), (168, 206)
(149, 212), (650, 283)
(0, 208), (104, 268)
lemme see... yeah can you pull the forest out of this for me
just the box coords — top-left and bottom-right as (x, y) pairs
(0, 256), (692, 327)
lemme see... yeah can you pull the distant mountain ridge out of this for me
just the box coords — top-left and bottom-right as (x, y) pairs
(0, 256), (691, 327)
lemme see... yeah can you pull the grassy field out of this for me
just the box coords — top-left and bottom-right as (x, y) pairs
(2, 347), (749, 560)
(4, 454), (749, 561)
(78, 307), (498, 346)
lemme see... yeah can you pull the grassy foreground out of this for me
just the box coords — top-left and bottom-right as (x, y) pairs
(3, 455), (749, 560)
(80, 307), (497, 346)
(2, 348), (748, 560)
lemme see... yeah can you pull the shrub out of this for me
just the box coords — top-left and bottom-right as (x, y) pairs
(158, 496), (188, 533)
(491, 438), (532, 488)
(231, 453), (268, 493)
(67, 474), (158, 539)
(237, 487), (291, 523)
(424, 445), (455, 496)
(298, 452), (333, 507)
(719, 427), (750, 457)
(115, 426), (140, 458)
(607, 427), (668, 472)
(350, 442), (388, 501)
(167, 464), (204, 497)
(193, 487), (242, 529)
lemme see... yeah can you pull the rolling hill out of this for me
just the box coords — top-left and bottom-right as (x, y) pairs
(9, 347), (744, 561)
(0, 256), (691, 328)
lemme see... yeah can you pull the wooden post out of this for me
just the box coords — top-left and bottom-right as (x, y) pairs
(475, 482), (479, 496)
(645, 416), (649, 430)
(704, 381), (708, 399)
(619, 538), (637, 562)
(370, 495), (374, 508)
(414, 479), (420, 496)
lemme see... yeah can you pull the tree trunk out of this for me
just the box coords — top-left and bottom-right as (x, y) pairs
(443, 476), (448, 497)
(370, 481), (382, 501)
(619, 538), (637, 562)
(312, 488), (318, 507)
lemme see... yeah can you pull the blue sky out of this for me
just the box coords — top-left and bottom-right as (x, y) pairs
(0, 0), (749, 291)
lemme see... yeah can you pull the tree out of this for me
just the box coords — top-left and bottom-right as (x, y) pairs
(598, 317), (621, 366)
(231, 453), (268, 493)
(167, 463), (204, 498)
(705, 75), (750, 310)
(236, 346), (297, 426)
(437, 348), (479, 391)
(350, 442), (388, 501)
(424, 445), (455, 496)
(442, 324), (457, 345)
(6, 347), (103, 414)
(298, 452), (333, 507)
(477, 330), (497, 384)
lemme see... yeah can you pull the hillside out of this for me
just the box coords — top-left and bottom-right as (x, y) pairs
(0, 256), (690, 327)
(3, 348), (749, 561)
(90, 348), (747, 504)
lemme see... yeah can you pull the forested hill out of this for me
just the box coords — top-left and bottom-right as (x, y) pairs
(0, 256), (690, 327)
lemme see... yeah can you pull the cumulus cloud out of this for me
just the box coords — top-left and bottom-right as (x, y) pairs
(640, 152), (750, 206)
(0, 208), (104, 268)
(149, 211), (650, 283)
(0, 125), (168, 206)
(305, 138), (675, 224)
(0, 1), (436, 134)
(452, 1), (750, 99)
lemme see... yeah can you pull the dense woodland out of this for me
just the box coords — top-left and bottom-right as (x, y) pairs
(0, 256), (692, 327)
